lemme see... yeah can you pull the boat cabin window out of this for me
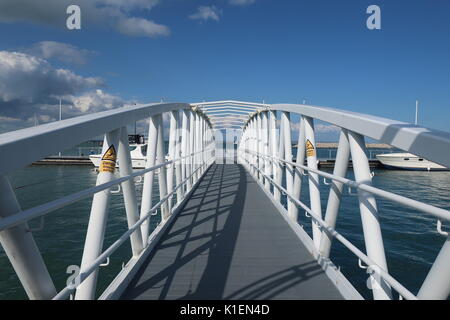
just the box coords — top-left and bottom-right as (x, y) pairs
(141, 145), (147, 156)
(404, 158), (410, 161)
(129, 146), (137, 152)
(418, 159), (424, 161)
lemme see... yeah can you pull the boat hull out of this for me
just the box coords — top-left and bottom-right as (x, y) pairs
(376, 153), (448, 171)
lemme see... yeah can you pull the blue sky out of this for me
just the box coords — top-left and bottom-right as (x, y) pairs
(0, 0), (449, 139)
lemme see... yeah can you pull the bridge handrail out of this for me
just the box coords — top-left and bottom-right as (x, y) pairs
(0, 104), (215, 300)
(268, 104), (450, 168)
(238, 104), (450, 300)
(239, 153), (418, 300)
(53, 155), (215, 300)
(0, 148), (212, 232)
(0, 103), (191, 177)
(247, 150), (450, 223)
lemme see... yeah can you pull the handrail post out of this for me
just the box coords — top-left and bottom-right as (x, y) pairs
(282, 112), (295, 220)
(269, 110), (277, 196)
(256, 113), (263, 182)
(304, 116), (322, 249)
(348, 130), (392, 300)
(167, 111), (178, 213)
(319, 129), (350, 258)
(118, 127), (144, 258)
(182, 110), (191, 192)
(261, 112), (270, 190)
(174, 112), (183, 204)
(274, 114), (284, 202)
(156, 114), (169, 221)
(75, 128), (121, 300)
(189, 110), (195, 185)
(418, 235), (450, 299)
(140, 116), (159, 245)
(291, 116), (306, 223)
(0, 176), (56, 299)
(249, 118), (254, 175)
(194, 112), (200, 180)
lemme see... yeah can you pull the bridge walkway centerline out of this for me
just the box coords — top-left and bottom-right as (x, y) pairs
(120, 163), (343, 300)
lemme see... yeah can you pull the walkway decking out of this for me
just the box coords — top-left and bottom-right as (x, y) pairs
(121, 164), (343, 300)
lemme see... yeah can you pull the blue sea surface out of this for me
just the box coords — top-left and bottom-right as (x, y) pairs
(0, 163), (448, 300)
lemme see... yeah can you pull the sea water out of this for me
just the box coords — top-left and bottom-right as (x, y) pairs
(0, 164), (448, 300)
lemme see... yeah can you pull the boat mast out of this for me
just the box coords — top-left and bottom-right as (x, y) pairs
(415, 100), (419, 125)
(59, 99), (62, 157)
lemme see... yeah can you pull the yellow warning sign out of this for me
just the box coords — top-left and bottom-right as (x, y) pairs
(306, 139), (315, 157)
(99, 145), (117, 173)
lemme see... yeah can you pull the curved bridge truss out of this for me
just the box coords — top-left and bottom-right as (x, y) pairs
(0, 100), (449, 300)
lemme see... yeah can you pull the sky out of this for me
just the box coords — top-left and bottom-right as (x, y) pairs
(0, 0), (449, 141)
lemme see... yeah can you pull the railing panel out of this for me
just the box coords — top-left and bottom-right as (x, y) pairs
(319, 129), (350, 258)
(291, 116), (306, 223)
(304, 116), (322, 249)
(0, 175), (56, 299)
(0, 103), (190, 176)
(117, 127), (143, 257)
(140, 116), (159, 245)
(348, 131), (392, 300)
(75, 128), (121, 300)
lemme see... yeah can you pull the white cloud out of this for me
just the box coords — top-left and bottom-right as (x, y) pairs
(0, 50), (128, 132)
(25, 41), (95, 65)
(229, 0), (256, 6)
(100, 0), (160, 11)
(0, 0), (169, 39)
(189, 6), (221, 22)
(118, 17), (170, 38)
(64, 89), (125, 113)
(0, 51), (103, 103)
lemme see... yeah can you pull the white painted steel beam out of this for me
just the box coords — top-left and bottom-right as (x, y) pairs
(348, 131), (392, 300)
(319, 129), (350, 258)
(156, 114), (169, 221)
(0, 176), (56, 299)
(75, 128), (121, 300)
(272, 103), (450, 169)
(282, 112), (295, 220)
(0, 103), (190, 177)
(304, 116), (322, 249)
(140, 116), (159, 245)
(117, 127), (144, 258)
(291, 116), (306, 223)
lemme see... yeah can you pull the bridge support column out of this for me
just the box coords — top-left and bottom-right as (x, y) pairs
(0, 176), (56, 299)
(348, 131), (392, 300)
(156, 114), (169, 221)
(189, 110), (195, 185)
(274, 113), (284, 202)
(418, 235), (450, 299)
(319, 129), (350, 258)
(256, 112), (264, 184)
(281, 112), (295, 220)
(140, 116), (159, 245)
(174, 112), (183, 204)
(269, 110), (277, 197)
(118, 127), (143, 258)
(291, 116), (306, 223)
(167, 111), (178, 213)
(76, 128), (121, 300)
(182, 110), (191, 192)
(261, 112), (270, 191)
(304, 116), (322, 249)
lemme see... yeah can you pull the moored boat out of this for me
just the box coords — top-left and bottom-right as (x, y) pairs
(376, 152), (448, 171)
